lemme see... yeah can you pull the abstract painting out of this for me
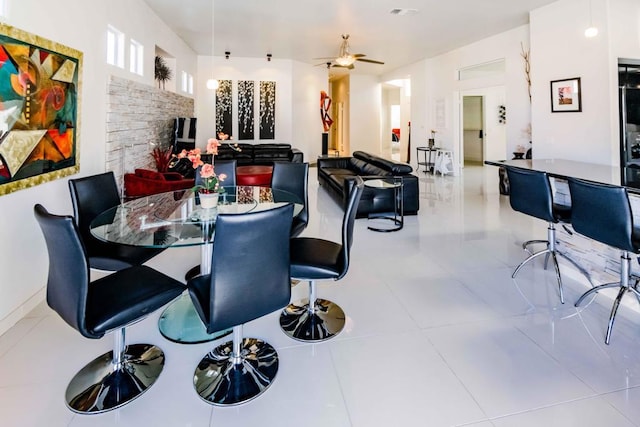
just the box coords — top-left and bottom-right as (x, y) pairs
(215, 79), (232, 137)
(0, 24), (82, 195)
(238, 80), (254, 140)
(259, 81), (275, 139)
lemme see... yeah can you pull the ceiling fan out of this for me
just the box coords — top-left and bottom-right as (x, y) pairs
(314, 34), (384, 69)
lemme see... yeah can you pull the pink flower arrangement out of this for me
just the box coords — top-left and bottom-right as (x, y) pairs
(177, 138), (227, 193)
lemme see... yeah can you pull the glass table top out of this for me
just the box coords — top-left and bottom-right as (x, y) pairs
(90, 186), (302, 249)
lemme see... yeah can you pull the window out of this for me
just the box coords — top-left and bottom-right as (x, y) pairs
(0, 0), (7, 17)
(181, 71), (194, 94)
(130, 39), (144, 75)
(181, 71), (188, 92)
(106, 25), (124, 68)
(458, 59), (505, 81)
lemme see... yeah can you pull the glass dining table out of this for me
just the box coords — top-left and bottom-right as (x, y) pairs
(90, 185), (302, 344)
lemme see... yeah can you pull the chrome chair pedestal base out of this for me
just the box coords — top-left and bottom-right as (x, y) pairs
(66, 343), (165, 414)
(194, 335), (279, 406)
(575, 252), (640, 345)
(280, 298), (346, 342)
(513, 224), (592, 305)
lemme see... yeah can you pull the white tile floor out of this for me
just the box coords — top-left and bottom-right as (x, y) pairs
(2, 165), (640, 426)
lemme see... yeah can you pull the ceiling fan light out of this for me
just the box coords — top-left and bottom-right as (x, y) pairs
(335, 55), (355, 66)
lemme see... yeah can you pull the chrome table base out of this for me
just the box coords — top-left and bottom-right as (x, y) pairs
(66, 344), (164, 414)
(280, 298), (345, 342)
(194, 337), (278, 406)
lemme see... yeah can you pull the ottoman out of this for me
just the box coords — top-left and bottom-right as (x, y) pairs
(236, 165), (273, 187)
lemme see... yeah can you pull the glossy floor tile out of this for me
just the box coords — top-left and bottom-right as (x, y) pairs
(2, 165), (640, 426)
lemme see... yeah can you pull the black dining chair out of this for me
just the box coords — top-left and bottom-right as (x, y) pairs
(271, 162), (309, 237)
(185, 160), (238, 280)
(506, 167), (591, 303)
(187, 203), (293, 405)
(69, 171), (165, 271)
(34, 204), (184, 414)
(280, 176), (364, 342)
(569, 178), (640, 344)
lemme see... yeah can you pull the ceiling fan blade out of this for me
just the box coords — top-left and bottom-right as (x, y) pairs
(353, 53), (366, 58)
(356, 58), (385, 65)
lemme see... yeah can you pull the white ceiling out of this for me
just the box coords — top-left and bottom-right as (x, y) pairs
(143, 0), (559, 75)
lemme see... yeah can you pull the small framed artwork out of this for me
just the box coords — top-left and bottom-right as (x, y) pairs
(550, 77), (581, 112)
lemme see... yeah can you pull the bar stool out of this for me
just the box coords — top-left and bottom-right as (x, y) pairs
(506, 167), (591, 303)
(569, 178), (640, 344)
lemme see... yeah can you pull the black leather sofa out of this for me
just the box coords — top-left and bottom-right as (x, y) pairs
(215, 143), (303, 165)
(318, 151), (419, 218)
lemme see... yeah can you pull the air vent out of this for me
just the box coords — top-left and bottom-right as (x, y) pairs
(389, 8), (418, 16)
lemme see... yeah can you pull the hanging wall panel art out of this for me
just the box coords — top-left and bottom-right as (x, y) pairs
(238, 80), (254, 140)
(0, 24), (82, 195)
(215, 79), (232, 137)
(259, 81), (275, 139)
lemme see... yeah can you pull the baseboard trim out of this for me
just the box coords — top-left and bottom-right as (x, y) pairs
(0, 288), (46, 336)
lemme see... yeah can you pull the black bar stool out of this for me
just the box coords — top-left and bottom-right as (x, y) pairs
(569, 178), (640, 344)
(506, 167), (591, 303)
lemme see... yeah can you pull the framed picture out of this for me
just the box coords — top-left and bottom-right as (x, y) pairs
(0, 24), (82, 195)
(550, 77), (581, 112)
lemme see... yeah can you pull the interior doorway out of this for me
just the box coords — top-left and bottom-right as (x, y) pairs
(463, 96), (484, 165)
(458, 86), (506, 168)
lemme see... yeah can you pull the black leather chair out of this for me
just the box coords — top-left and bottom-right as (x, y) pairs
(69, 171), (165, 271)
(271, 162), (309, 237)
(569, 178), (640, 344)
(185, 160), (238, 280)
(280, 176), (364, 342)
(187, 203), (293, 405)
(506, 167), (590, 303)
(34, 204), (184, 414)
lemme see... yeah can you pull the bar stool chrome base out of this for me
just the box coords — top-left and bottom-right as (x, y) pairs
(280, 298), (346, 342)
(513, 223), (592, 304)
(194, 335), (279, 406)
(575, 251), (640, 344)
(66, 343), (165, 414)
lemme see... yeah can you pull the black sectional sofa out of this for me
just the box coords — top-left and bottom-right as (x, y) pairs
(318, 151), (419, 218)
(215, 143), (303, 165)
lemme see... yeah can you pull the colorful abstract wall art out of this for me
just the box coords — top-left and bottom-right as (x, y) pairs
(237, 80), (254, 140)
(259, 81), (275, 140)
(215, 79), (232, 137)
(0, 24), (82, 195)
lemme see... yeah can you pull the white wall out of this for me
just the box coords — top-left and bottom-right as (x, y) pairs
(349, 74), (381, 154)
(381, 26), (531, 172)
(529, 0), (614, 163)
(195, 56), (326, 162)
(291, 61), (328, 162)
(0, 0), (197, 334)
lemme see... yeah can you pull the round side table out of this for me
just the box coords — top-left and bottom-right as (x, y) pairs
(364, 178), (404, 232)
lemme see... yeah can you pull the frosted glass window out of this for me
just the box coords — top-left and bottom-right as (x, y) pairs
(107, 25), (124, 68)
(188, 74), (194, 94)
(458, 59), (505, 81)
(130, 39), (143, 75)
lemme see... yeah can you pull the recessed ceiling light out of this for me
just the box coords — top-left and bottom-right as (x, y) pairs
(389, 8), (418, 16)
